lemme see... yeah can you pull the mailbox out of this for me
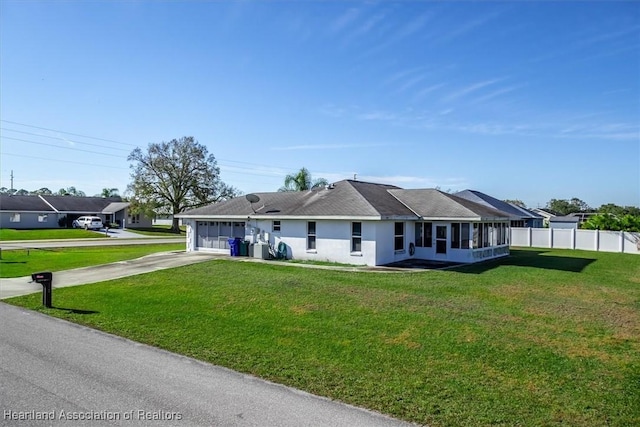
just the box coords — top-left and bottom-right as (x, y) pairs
(31, 272), (53, 308)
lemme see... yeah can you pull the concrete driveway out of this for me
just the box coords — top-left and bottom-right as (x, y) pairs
(0, 251), (218, 300)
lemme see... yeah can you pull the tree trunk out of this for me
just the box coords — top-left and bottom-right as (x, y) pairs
(171, 217), (181, 233)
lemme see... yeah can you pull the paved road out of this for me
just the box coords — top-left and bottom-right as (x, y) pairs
(0, 303), (415, 427)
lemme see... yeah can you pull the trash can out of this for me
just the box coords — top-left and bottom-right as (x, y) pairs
(239, 240), (249, 256)
(228, 238), (238, 256)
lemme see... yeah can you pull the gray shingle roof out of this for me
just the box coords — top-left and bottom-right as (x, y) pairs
(454, 190), (542, 219)
(180, 180), (417, 219)
(0, 195), (123, 213)
(40, 195), (123, 213)
(389, 189), (511, 220)
(0, 195), (55, 212)
(179, 180), (511, 221)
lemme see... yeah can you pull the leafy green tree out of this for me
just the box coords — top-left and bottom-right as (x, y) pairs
(546, 198), (590, 215)
(56, 186), (85, 197)
(598, 203), (640, 217)
(582, 213), (640, 232)
(127, 136), (239, 232)
(97, 188), (120, 198)
(582, 214), (619, 230)
(31, 187), (52, 195)
(278, 167), (328, 192)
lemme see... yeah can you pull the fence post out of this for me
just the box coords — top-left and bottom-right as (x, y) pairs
(528, 227), (532, 247)
(549, 227), (553, 248)
(571, 228), (576, 250)
(620, 231), (624, 253)
(595, 229), (599, 251)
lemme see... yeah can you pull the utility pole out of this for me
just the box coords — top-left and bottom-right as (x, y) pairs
(10, 170), (14, 192)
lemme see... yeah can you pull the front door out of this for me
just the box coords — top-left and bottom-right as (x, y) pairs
(435, 225), (447, 255)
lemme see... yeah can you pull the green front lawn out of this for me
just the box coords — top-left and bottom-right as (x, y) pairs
(0, 243), (185, 278)
(0, 228), (107, 241)
(125, 225), (186, 236)
(6, 249), (640, 426)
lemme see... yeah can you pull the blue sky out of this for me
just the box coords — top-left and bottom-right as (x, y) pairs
(1, 0), (638, 209)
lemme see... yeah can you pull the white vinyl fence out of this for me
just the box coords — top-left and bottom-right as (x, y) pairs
(510, 227), (640, 255)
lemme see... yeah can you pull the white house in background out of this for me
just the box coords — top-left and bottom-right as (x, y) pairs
(0, 194), (153, 229)
(176, 180), (512, 266)
(531, 208), (557, 227)
(549, 215), (580, 230)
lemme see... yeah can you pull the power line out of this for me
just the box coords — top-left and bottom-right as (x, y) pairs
(0, 128), (132, 153)
(2, 136), (125, 159)
(1, 120), (332, 182)
(1, 152), (129, 170)
(0, 119), (137, 147)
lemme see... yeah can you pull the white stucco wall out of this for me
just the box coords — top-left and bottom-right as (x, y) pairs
(256, 219), (378, 266)
(185, 217), (511, 265)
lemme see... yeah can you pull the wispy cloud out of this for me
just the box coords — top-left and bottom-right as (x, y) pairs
(432, 10), (503, 46)
(360, 12), (434, 57)
(349, 13), (387, 39)
(329, 8), (360, 35)
(469, 84), (524, 105)
(413, 83), (447, 101)
(356, 111), (397, 121)
(442, 78), (504, 102)
(318, 103), (639, 142)
(270, 143), (385, 151)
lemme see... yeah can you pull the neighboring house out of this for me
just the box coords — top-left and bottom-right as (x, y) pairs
(454, 190), (544, 228)
(0, 195), (152, 229)
(569, 212), (598, 227)
(531, 208), (557, 227)
(176, 180), (512, 266)
(549, 216), (580, 230)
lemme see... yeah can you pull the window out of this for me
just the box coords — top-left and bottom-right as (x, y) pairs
(461, 223), (470, 249)
(10, 213), (20, 223)
(473, 223), (482, 249)
(451, 223), (471, 249)
(38, 214), (48, 223)
(451, 223), (460, 248)
(351, 222), (362, 252)
(394, 222), (404, 251)
(272, 220), (281, 232)
(415, 222), (432, 247)
(128, 213), (140, 224)
(307, 221), (316, 250)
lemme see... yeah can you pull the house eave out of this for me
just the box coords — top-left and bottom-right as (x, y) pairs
(176, 214), (419, 221)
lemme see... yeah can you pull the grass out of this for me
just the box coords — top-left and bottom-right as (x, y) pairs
(0, 243), (186, 278)
(6, 248), (640, 426)
(0, 228), (108, 241)
(126, 225), (186, 236)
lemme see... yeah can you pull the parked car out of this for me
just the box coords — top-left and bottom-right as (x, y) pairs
(72, 216), (104, 230)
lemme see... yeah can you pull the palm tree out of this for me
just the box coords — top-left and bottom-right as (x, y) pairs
(278, 167), (328, 192)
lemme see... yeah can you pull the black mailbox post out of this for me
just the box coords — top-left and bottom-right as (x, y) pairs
(31, 272), (53, 308)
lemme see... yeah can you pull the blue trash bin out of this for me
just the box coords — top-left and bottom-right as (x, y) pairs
(234, 237), (243, 257)
(228, 238), (238, 256)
